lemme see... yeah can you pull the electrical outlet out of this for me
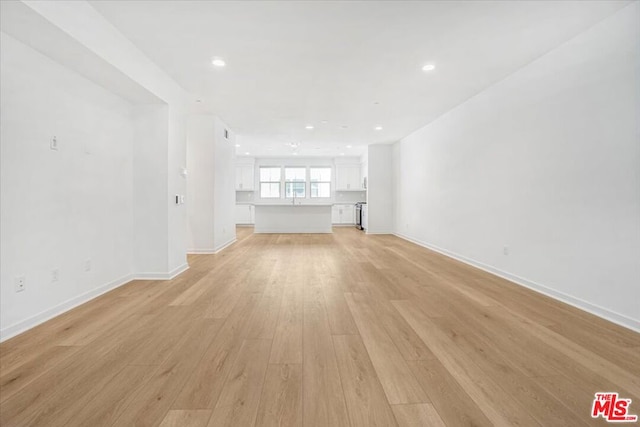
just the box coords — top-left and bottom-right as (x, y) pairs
(50, 136), (58, 150)
(15, 276), (25, 292)
(84, 259), (92, 272)
(52, 269), (59, 283)
(503, 246), (509, 256)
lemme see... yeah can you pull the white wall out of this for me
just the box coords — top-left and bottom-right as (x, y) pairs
(0, 33), (135, 336)
(212, 117), (237, 251)
(186, 115), (237, 253)
(133, 104), (169, 274)
(167, 106), (188, 271)
(1, 1), (193, 340)
(187, 115), (216, 251)
(14, 0), (192, 277)
(393, 3), (640, 330)
(367, 145), (394, 234)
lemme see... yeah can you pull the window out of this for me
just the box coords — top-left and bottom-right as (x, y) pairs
(310, 167), (331, 198)
(285, 167), (306, 198)
(260, 167), (281, 198)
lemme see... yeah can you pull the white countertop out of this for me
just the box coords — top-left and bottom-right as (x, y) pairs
(237, 202), (361, 206)
(253, 203), (333, 207)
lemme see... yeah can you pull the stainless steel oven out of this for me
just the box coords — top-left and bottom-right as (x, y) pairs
(355, 202), (366, 230)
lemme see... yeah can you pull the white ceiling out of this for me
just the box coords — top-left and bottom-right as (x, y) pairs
(89, 0), (629, 157)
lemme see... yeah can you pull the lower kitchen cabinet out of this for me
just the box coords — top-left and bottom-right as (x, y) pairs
(331, 204), (355, 225)
(235, 204), (254, 225)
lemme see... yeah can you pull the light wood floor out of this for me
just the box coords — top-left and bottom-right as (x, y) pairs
(1, 227), (639, 426)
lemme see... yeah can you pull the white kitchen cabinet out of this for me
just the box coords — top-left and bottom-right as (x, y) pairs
(361, 204), (368, 230)
(235, 204), (254, 224)
(331, 204), (356, 224)
(342, 204), (355, 224)
(331, 205), (341, 224)
(360, 162), (368, 190)
(335, 165), (362, 191)
(236, 164), (255, 191)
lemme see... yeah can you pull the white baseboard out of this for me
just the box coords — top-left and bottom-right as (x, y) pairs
(0, 263), (192, 343)
(214, 238), (237, 254)
(135, 263), (189, 280)
(254, 227), (332, 234)
(366, 230), (393, 235)
(188, 238), (237, 255)
(0, 272), (134, 342)
(393, 232), (640, 333)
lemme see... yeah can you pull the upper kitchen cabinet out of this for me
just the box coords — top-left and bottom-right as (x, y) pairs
(236, 158), (255, 191)
(360, 161), (368, 190)
(335, 164), (362, 191)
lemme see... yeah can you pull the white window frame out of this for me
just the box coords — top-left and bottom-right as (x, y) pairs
(284, 167), (307, 199)
(259, 166), (282, 198)
(309, 167), (332, 198)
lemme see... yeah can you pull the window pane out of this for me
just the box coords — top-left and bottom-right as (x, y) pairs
(285, 167), (306, 182)
(285, 182), (306, 198)
(261, 182), (280, 198)
(310, 182), (330, 198)
(310, 167), (331, 182)
(260, 167), (281, 182)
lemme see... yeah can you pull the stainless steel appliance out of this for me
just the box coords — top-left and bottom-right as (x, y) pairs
(355, 202), (366, 230)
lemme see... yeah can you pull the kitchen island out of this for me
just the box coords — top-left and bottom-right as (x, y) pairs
(254, 204), (332, 233)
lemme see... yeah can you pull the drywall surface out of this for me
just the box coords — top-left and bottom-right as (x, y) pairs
(133, 104), (169, 274)
(212, 117), (237, 251)
(367, 144), (394, 234)
(0, 1), (193, 340)
(0, 33), (134, 337)
(167, 106), (188, 270)
(17, 0), (191, 276)
(186, 115), (216, 251)
(186, 115), (237, 253)
(394, 3), (640, 329)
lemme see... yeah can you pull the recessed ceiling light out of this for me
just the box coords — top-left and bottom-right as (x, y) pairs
(235, 144), (240, 147)
(305, 125), (314, 130)
(374, 126), (383, 131)
(422, 64), (436, 72)
(321, 120), (328, 124)
(212, 57), (226, 67)
(346, 145), (352, 148)
(292, 152), (298, 155)
(340, 153), (345, 156)
(244, 152), (250, 155)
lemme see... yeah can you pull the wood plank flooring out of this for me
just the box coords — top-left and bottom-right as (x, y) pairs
(1, 227), (639, 426)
